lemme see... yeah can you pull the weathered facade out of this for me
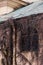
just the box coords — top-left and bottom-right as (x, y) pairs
(0, 19), (15, 65)
(15, 13), (43, 65)
(0, 13), (43, 65)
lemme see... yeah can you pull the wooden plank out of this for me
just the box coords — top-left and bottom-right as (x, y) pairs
(7, 1), (22, 8)
(11, 0), (27, 5)
(0, 0), (28, 10)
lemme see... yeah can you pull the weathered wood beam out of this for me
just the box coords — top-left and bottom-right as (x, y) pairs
(7, 1), (22, 9)
(7, 0), (28, 9)
(0, 0), (28, 10)
(11, 0), (27, 5)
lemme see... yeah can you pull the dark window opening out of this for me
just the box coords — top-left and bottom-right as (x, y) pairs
(19, 28), (39, 53)
(32, 28), (39, 51)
